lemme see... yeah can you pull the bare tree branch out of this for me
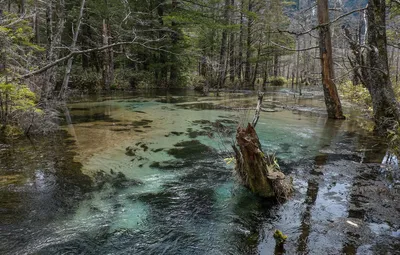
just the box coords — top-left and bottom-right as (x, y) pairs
(19, 38), (170, 79)
(270, 41), (319, 52)
(279, 7), (367, 36)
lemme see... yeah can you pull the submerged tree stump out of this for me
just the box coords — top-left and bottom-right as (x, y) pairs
(233, 93), (292, 200)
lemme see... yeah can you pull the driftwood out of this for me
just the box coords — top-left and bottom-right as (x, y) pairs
(233, 92), (293, 200)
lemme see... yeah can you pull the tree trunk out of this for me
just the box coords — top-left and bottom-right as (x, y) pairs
(33, 0), (40, 43)
(244, 0), (252, 86)
(237, 0), (244, 82)
(59, 0), (86, 99)
(396, 52), (399, 84)
(232, 93), (293, 199)
(363, 0), (400, 132)
(43, 0), (65, 100)
(229, 0), (235, 84)
(218, 0), (230, 94)
(102, 19), (113, 90)
(19, 0), (25, 15)
(234, 123), (276, 197)
(169, 0), (180, 88)
(273, 53), (279, 77)
(251, 42), (261, 88)
(317, 0), (345, 119)
(262, 60), (268, 89)
(295, 37), (300, 92)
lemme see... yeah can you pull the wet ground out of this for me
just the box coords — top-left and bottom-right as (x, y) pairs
(0, 88), (399, 254)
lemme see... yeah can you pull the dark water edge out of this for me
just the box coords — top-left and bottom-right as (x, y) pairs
(0, 89), (399, 254)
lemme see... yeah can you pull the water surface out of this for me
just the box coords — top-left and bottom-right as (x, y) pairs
(1, 89), (399, 254)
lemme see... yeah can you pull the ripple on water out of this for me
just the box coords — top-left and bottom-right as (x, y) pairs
(2, 91), (397, 255)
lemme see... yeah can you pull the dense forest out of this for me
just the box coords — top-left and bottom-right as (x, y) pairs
(1, 0), (400, 136)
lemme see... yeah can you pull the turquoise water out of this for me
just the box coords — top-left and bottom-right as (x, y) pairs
(1, 89), (398, 254)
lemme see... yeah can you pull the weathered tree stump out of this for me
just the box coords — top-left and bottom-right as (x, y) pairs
(233, 93), (292, 200)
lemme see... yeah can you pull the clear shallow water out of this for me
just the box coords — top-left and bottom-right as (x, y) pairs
(1, 89), (399, 254)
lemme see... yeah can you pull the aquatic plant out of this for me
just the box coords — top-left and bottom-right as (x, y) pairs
(273, 229), (288, 245)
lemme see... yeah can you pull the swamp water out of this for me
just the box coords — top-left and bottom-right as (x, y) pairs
(1, 89), (399, 254)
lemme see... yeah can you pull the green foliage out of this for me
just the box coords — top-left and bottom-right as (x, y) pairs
(0, 82), (42, 136)
(268, 76), (287, 86)
(69, 69), (103, 92)
(338, 81), (372, 111)
(388, 122), (400, 157)
(273, 229), (288, 244)
(0, 13), (44, 52)
(0, 82), (38, 112)
(224, 157), (235, 165)
(2, 125), (23, 137)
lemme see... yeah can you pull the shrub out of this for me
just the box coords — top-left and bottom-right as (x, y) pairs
(388, 122), (400, 157)
(338, 81), (372, 110)
(268, 76), (287, 86)
(0, 82), (58, 136)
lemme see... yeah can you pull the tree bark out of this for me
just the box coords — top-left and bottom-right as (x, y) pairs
(217, 0), (230, 94)
(273, 53), (279, 77)
(364, 0), (400, 132)
(43, 0), (65, 100)
(244, 0), (253, 86)
(317, 0), (345, 119)
(233, 94), (292, 199)
(102, 18), (114, 90)
(59, 0), (86, 99)
(229, 0), (235, 84)
(237, 0), (244, 82)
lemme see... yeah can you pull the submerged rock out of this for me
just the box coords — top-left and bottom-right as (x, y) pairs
(167, 140), (212, 159)
(94, 170), (142, 189)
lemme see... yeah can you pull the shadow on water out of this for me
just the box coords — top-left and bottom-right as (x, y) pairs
(0, 131), (92, 254)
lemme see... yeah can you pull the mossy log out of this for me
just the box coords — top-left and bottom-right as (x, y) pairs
(233, 123), (292, 199)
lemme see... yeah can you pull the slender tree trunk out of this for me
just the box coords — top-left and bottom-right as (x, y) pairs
(43, 0), (65, 100)
(273, 53), (279, 77)
(229, 0), (235, 83)
(218, 0), (230, 94)
(102, 18), (114, 90)
(244, 0), (253, 86)
(251, 41), (261, 88)
(59, 0), (86, 99)
(19, 0), (25, 15)
(33, 0), (40, 43)
(262, 60), (269, 88)
(169, 0), (180, 88)
(81, 18), (90, 69)
(317, 0), (345, 119)
(237, 0), (244, 82)
(157, 1), (168, 86)
(295, 37), (300, 92)
(396, 52), (399, 84)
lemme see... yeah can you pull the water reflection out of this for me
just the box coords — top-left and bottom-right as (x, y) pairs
(0, 90), (397, 254)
